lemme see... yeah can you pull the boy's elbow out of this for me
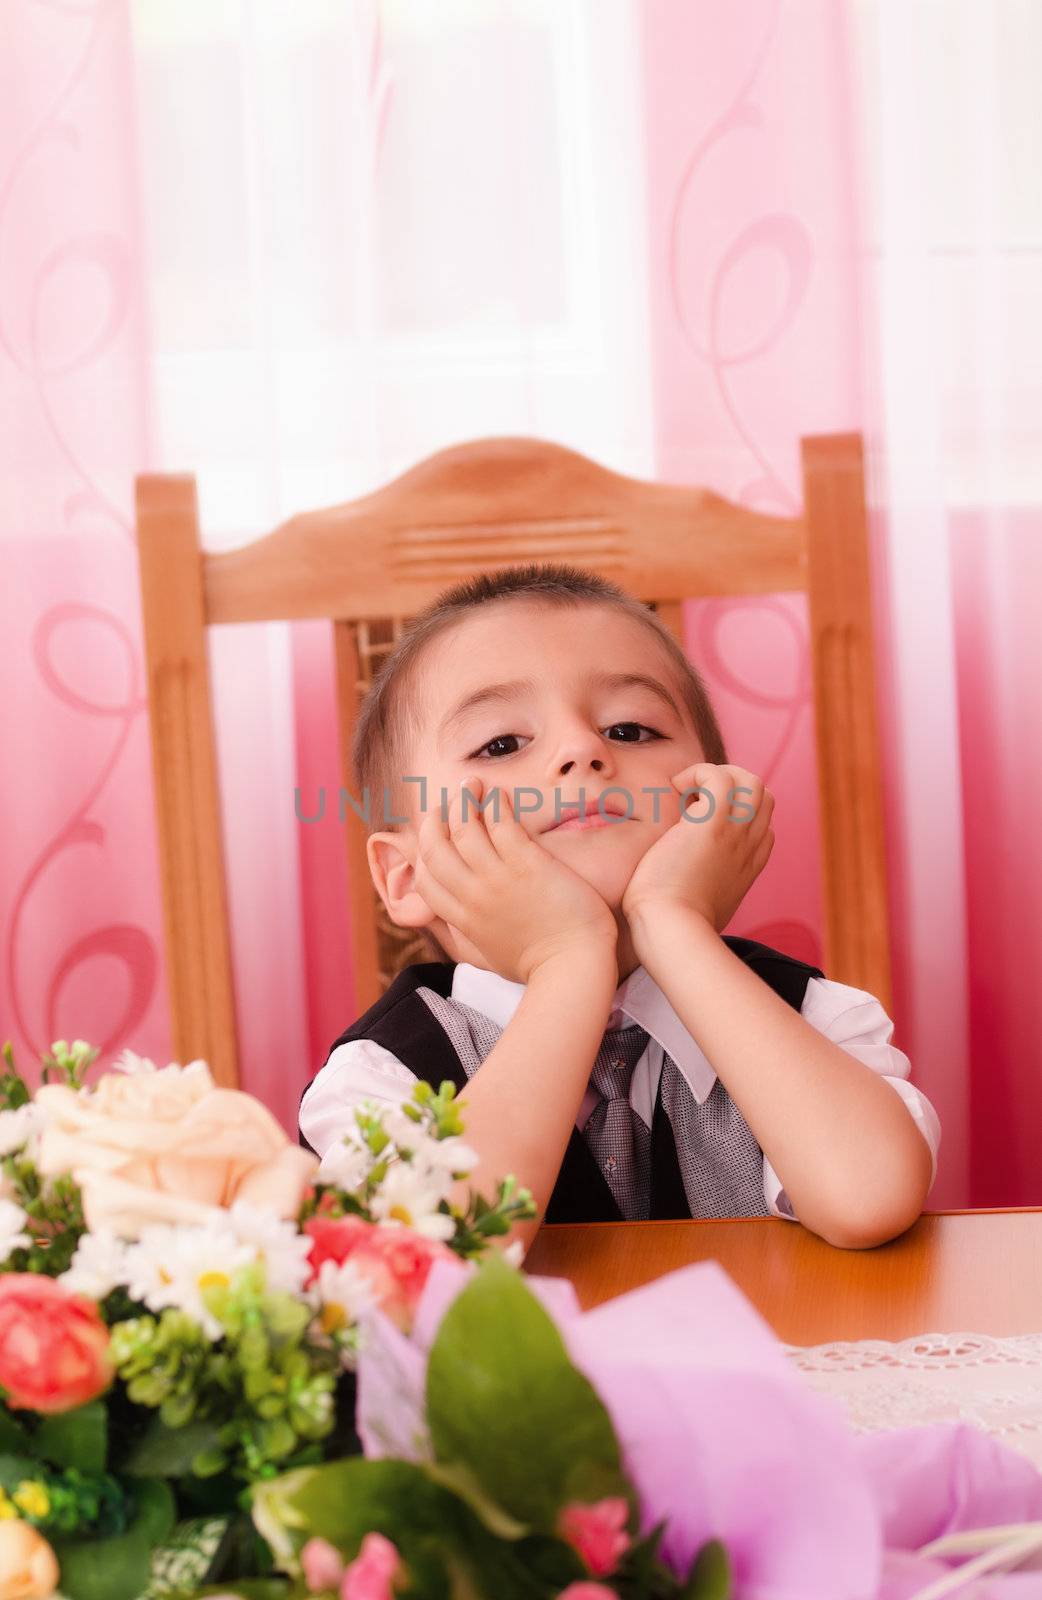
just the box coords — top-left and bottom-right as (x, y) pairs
(817, 1207), (919, 1251)
(817, 1173), (932, 1251)
(811, 1142), (934, 1251)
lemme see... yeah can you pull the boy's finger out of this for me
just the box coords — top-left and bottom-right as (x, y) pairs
(417, 795), (476, 895)
(450, 777), (500, 870)
(726, 774), (767, 824)
(741, 783), (774, 827)
(676, 767), (726, 815)
(483, 782), (533, 862)
(411, 850), (470, 928)
(671, 760), (716, 788)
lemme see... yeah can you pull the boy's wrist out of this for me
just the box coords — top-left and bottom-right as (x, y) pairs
(626, 898), (717, 964)
(524, 932), (618, 990)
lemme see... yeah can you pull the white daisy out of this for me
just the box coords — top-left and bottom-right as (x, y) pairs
(318, 1136), (371, 1194)
(369, 1164), (456, 1241)
(0, 1103), (45, 1160)
(311, 1258), (379, 1337)
(409, 1135), (479, 1177)
(123, 1220), (255, 1340)
(60, 1230), (131, 1299)
(111, 1048), (158, 1075)
(226, 1202), (313, 1297)
(111, 1050), (211, 1087)
(0, 1199), (31, 1263)
(380, 1105), (431, 1154)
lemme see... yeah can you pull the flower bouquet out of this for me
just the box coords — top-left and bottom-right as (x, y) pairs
(0, 1039), (537, 1600)
(6, 1039), (1042, 1600)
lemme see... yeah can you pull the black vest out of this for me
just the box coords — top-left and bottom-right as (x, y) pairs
(301, 935), (824, 1225)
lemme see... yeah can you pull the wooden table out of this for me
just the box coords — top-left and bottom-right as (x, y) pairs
(524, 1209), (1042, 1344)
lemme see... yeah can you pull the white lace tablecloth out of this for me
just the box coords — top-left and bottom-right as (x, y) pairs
(783, 1333), (1042, 1468)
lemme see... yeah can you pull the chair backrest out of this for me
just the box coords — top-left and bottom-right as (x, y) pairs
(135, 433), (891, 1089)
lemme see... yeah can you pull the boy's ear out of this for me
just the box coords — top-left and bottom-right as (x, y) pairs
(366, 831), (438, 932)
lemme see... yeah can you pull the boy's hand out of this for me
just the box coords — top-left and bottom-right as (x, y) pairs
(622, 762), (775, 936)
(410, 777), (618, 985)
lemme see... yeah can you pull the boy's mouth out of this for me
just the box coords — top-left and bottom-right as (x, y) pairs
(542, 797), (632, 833)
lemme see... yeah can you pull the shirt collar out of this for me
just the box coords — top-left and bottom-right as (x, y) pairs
(450, 961), (718, 1104)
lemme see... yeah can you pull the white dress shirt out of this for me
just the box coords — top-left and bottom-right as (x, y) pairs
(299, 962), (942, 1221)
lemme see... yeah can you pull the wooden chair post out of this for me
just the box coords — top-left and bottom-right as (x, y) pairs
(333, 620), (382, 1017)
(135, 474), (240, 1085)
(801, 434), (893, 1014)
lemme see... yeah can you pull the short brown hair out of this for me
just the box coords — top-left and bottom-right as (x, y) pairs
(352, 562), (729, 960)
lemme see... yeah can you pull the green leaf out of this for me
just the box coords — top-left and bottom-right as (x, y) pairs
(264, 1458), (458, 1596)
(121, 1416), (223, 1477)
(0, 1411), (29, 1454)
(425, 1254), (628, 1531)
(33, 1400), (107, 1473)
(262, 1457), (572, 1600)
(130, 1477), (177, 1546)
(682, 1538), (732, 1600)
(424, 1459), (528, 1540)
(52, 1479), (175, 1600)
(0, 1452), (41, 1488)
(53, 1519), (150, 1600)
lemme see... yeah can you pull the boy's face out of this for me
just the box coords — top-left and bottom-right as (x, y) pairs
(368, 600), (707, 967)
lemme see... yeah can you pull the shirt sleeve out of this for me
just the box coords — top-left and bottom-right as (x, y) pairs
(762, 975), (942, 1223)
(299, 1038), (418, 1159)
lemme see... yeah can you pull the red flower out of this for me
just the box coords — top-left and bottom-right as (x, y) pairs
(557, 1498), (631, 1578)
(0, 1274), (113, 1414)
(305, 1215), (455, 1331)
(306, 1215), (376, 1272)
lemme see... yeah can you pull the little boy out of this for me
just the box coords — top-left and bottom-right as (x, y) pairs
(300, 563), (939, 1253)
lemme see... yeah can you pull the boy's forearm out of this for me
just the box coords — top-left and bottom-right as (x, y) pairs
(628, 904), (933, 1248)
(452, 949), (617, 1254)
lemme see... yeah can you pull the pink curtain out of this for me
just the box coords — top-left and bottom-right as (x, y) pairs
(0, 2), (170, 1080)
(3, 0), (1039, 1206)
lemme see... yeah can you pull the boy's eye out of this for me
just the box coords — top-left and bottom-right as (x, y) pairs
(472, 734), (524, 760)
(605, 722), (663, 744)
(468, 723), (663, 760)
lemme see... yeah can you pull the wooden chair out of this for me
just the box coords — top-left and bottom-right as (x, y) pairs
(135, 433), (891, 1088)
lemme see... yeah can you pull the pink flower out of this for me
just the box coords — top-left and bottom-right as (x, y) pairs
(301, 1536), (346, 1592)
(305, 1216), (455, 1332)
(0, 1274), (112, 1414)
(339, 1532), (402, 1600)
(556, 1587), (620, 1600)
(557, 1497), (630, 1578)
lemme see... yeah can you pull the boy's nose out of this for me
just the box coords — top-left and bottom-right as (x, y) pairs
(558, 756), (605, 774)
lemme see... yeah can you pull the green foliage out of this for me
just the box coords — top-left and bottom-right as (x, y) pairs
(248, 1263), (715, 1597)
(0, 1410), (28, 1454)
(0, 1456), (130, 1540)
(0, 1402), (121, 1538)
(121, 1417), (224, 1479)
(426, 1254), (629, 1531)
(446, 1174), (536, 1259)
(1, 1156), (86, 1276)
(300, 1077), (537, 1253)
(33, 1400), (108, 1474)
(109, 1270), (339, 1482)
(51, 1477), (174, 1600)
(0, 1041), (30, 1108)
(39, 1039), (100, 1090)
(681, 1539), (732, 1599)
(254, 1456), (584, 1600)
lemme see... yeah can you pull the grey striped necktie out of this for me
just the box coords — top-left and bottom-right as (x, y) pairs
(582, 1023), (652, 1220)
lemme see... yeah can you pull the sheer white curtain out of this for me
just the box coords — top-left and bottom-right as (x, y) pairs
(130, 0), (655, 1121)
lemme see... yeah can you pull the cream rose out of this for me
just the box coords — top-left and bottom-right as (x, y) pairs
(0, 1521), (59, 1600)
(34, 1061), (318, 1239)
